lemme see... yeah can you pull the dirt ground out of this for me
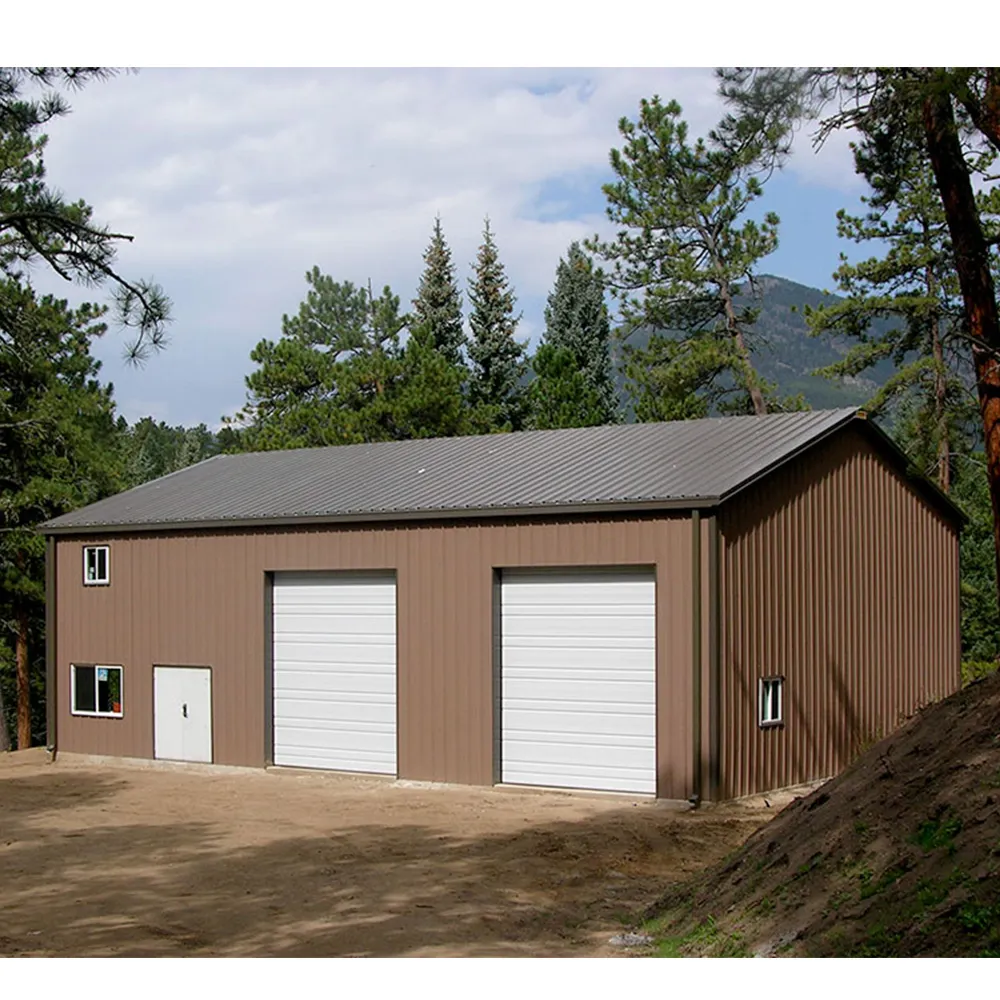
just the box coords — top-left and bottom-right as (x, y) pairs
(643, 670), (1000, 957)
(0, 749), (773, 957)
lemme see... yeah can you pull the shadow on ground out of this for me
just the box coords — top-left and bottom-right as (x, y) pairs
(0, 760), (766, 957)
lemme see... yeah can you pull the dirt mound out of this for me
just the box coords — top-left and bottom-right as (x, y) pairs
(640, 670), (1000, 957)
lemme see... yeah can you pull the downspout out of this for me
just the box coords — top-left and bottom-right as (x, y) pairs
(45, 536), (57, 760)
(708, 513), (721, 803)
(690, 510), (702, 807)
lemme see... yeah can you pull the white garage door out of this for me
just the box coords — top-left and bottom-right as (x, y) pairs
(501, 569), (656, 794)
(272, 572), (396, 774)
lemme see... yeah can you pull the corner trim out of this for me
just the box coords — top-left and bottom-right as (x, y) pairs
(45, 537), (57, 754)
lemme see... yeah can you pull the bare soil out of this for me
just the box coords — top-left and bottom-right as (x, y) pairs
(0, 751), (771, 957)
(642, 670), (1000, 957)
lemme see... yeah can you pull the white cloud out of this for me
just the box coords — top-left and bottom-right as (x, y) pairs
(30, 68), (857, 426)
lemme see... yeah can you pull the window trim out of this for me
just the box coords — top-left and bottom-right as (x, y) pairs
(758, 675), (784, 729)
(70, 663), (124, 719)
(83, 545), (110, 586)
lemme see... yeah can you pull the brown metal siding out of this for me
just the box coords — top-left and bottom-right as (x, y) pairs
(55, 514), (695, 798)
(718, 425), (960, 800)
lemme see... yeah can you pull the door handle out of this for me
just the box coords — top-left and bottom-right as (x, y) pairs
(182, 703), (188, 718)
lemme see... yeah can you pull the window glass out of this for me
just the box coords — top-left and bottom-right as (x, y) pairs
(75, 666), (97, 713)
(84, 546), (109, 584)
(72, 665), (122, 716)
(760, 677), (783, 725)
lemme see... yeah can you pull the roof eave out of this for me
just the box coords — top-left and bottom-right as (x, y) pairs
(40, 495), (721, 537)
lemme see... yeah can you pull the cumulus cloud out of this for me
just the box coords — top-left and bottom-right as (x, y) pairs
(32, 68), (857, 427)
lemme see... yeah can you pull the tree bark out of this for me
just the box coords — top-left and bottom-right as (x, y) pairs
(717, 273), (768, 415)
(15, 601), (31, 750)
(923, 87), (1000, 601)
(926, 262), (950, 493)
(0, 678), (10, 752)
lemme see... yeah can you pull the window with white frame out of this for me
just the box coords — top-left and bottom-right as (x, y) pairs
(83, 545), (109, 585)
(759, 676), (784, 727)
(71, 664), (123, 717)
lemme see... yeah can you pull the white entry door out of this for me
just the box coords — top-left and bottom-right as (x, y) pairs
(501, 569), (656, 794)
(272, 572), (397, 774)
(154, 666), (213, 763)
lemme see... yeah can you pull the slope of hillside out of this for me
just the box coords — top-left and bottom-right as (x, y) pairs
(636, 670), (1000, 958)
(612, 274), (898, 411)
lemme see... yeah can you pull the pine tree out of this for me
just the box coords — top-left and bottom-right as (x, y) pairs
(805, 145), (991, 493)
(589, 96), (786, 419)
(234, 269), (406, 450)
(527, 344), (609, 430)
(717, 66), (1000, 634)
(412, 217), (466, 367)
(467, 219), (528, 431)
(539, 242), (617, 424)
(0, 69), (170, 359)
(0, 278), (120, 748)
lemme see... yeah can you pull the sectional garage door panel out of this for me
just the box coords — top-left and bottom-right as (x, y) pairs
(272, 573), (397, 774)
(501, 571), (656, 795)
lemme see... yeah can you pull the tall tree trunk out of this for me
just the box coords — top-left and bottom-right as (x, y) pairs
(926, 264), (950, 493)
(923, 87), (1000, 604)
(15, 602), (31, 750)
(718, 275), (768, 415)
(0, 678), (10, 752)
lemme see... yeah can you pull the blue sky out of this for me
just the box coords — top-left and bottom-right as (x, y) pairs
(30, 68), (872, 430)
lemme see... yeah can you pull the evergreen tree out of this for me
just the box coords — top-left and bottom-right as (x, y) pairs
(717, 66), (1000, 619)
(951, 453), (1000, 671)
(467, 219), (528, 431)
(389, 323), (482, 439)
(234, 269), (406, 450)
(231, 267), (489, 449)
(539, 242), (617, 424)
(412, 217), (466, 367)
(588, 97), (787, 419)
(0, 68), (169, 359)
(0, 278), (120, 748)
(526, 344), (609, 430)
(806, 144), (991, 494)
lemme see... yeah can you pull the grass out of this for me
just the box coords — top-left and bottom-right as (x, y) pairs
(859, 862), (910, 900)
(911, 812), (963, 854)
(850, 923), (905, 957)
(915, 878), (949, 909)
(646, 915), (749, 958)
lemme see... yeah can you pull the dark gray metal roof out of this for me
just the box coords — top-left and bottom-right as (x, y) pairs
(42, 408), (928, 535)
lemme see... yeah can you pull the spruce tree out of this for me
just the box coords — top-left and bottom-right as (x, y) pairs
(412, 217), (466, 367)
(589, 97), (784, 418)
(467, 218), (528, 431)
(539, 242), (618, 424)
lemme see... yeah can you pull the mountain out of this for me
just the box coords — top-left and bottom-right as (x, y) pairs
(611, 274), (899, 412)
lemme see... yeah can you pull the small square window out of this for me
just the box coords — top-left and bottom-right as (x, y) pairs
(71, 664), (123, 718)
(759, 676), (784, 727)
(83, 546), (109, 585)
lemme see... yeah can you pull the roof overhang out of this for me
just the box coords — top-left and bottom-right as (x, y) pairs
(40, 495), (721, 538)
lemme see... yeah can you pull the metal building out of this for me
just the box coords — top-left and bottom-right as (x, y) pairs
(42, 409), (961, 801)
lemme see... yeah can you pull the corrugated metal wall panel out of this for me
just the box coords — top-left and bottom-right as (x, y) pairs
(719, 426), (960, 800)
(55, 513), (694, 797)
